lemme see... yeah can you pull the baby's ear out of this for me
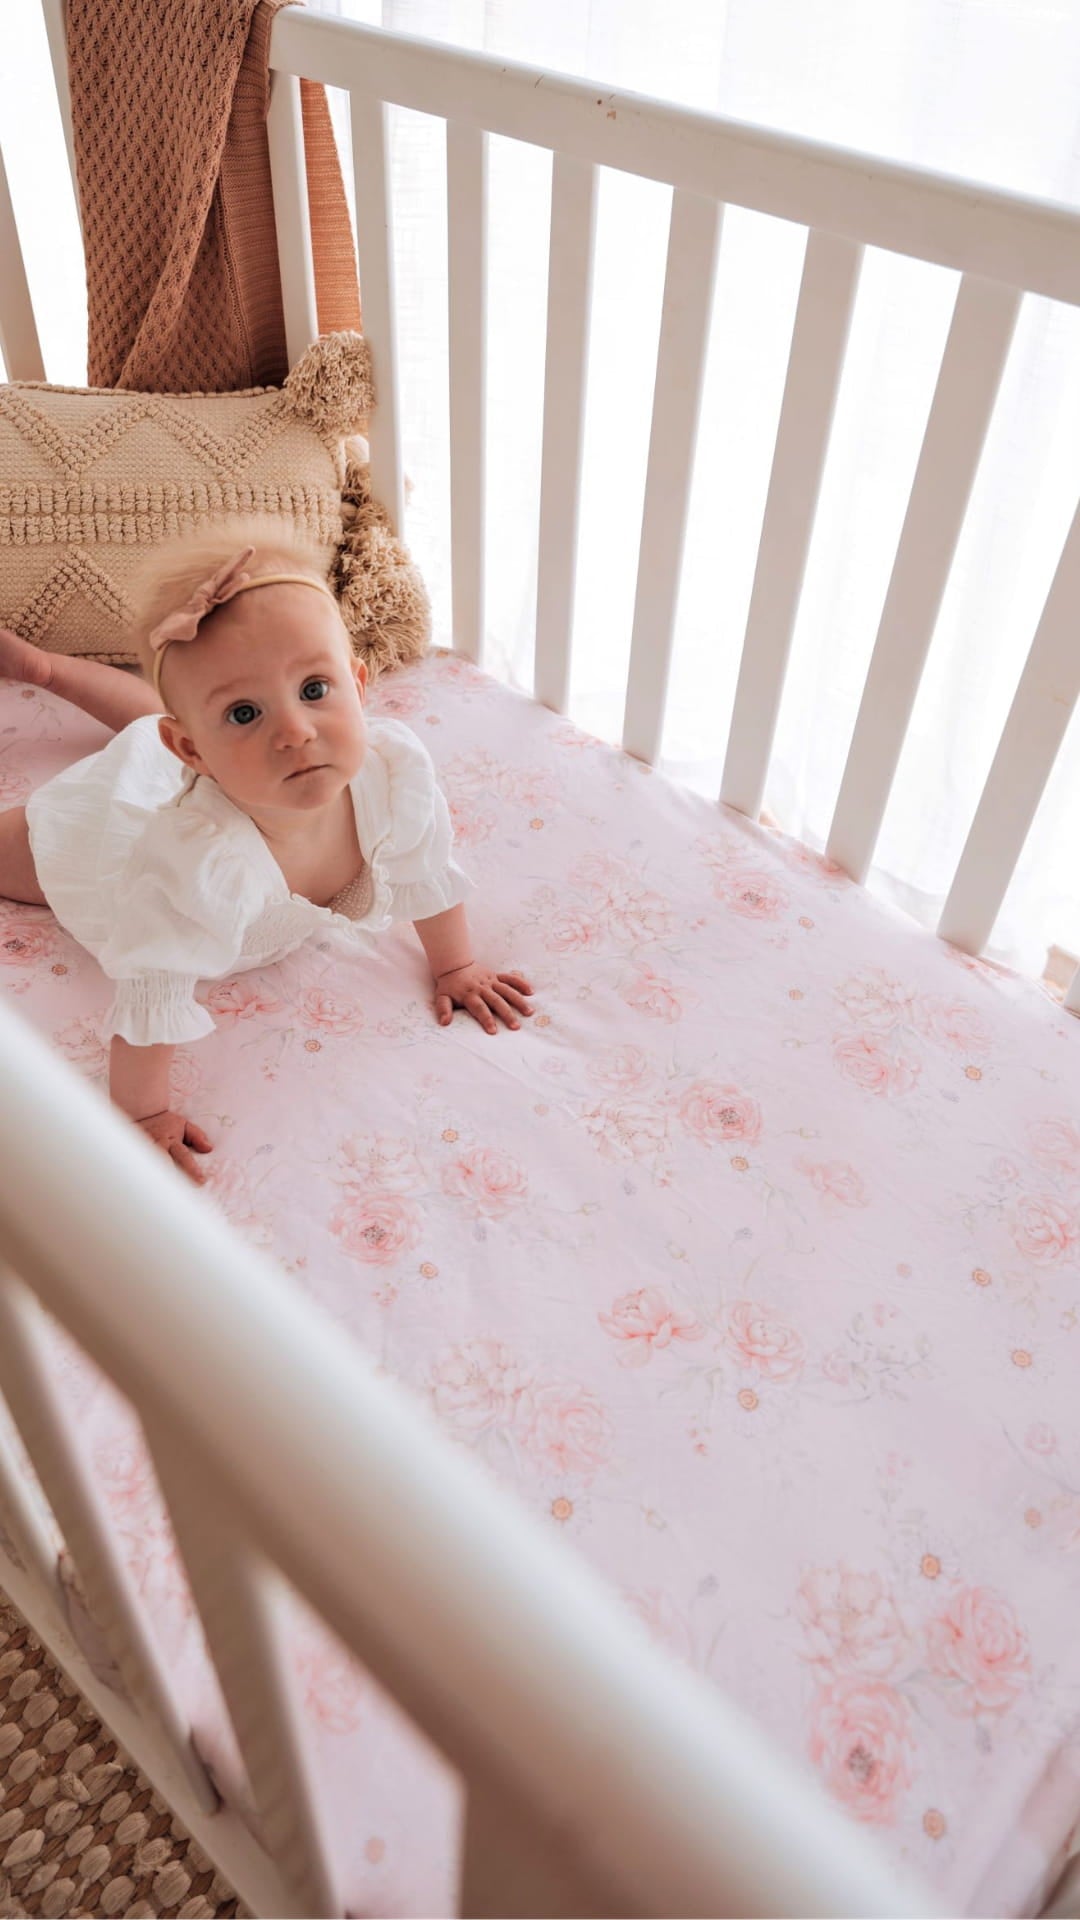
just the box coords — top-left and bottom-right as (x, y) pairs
(157, 714), (201, 771)
(353, 654), (369, 700)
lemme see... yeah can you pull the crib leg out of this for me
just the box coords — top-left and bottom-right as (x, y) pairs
(459, 1772), (642, 1919)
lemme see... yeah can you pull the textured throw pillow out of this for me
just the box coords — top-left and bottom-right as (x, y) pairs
(0, 332), (428, 677)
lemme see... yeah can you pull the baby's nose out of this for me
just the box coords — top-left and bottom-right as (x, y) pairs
(275, 705), (319, 748)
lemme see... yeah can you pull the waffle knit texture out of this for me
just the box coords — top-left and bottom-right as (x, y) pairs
(67, 0), (362, 393)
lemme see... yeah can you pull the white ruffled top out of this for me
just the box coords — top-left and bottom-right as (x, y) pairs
(26, 715), (472, 1047)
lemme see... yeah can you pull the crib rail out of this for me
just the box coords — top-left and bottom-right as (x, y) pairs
(0, 998), (932, 1919)
(260, 7), (1080, 989)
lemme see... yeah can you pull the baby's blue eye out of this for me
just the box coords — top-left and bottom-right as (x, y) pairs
(300, 678), (331, 702)
(225, 701), (260, 727)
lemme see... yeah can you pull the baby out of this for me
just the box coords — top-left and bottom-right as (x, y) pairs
(0, 536), (533, 1182)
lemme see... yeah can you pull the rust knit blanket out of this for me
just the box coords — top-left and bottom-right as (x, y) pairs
(67, 0), (361, 392)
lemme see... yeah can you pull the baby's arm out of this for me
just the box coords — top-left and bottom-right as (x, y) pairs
(109, 1037), (212, 1182)
(413, 903), (534, 1035)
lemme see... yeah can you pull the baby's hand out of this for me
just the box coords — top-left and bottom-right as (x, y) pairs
(136, 1109), (213, 1184)
(434, 964), (534, 1035)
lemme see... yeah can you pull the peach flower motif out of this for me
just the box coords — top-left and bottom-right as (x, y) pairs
(54, 1018), (108, 1077)
(168, 1049), (202, 1103)
(524, 1379), (615, 1479)
(821, 1349), (851, 1386)
(623, 1588), (695, 1665)
(727, 1301), (804, 1383)
(1025, 1423), (1058, 1456)
(204, 1158), (262, 1233)
(589, 1043), (652, 1095)
(545, 908), (604, 954)
(925, 1585), (1030, 1715)
(204, 977), (281, 1023)
(370, 680), (425, 718)
(714, 869), (790, 921)
(799, 1160), (868, 1210)
(809, 1677), (913, 1824)
(444, 747), (505, 793)
(447, 798), (498, 846)
(598, 1287), (704, 1367)
(338, 1132), (423, 1193)
(441, 1147), (528, 1219)
(679, 1082), (762, 1148)
(1009, 1193), (1080, 1267)
(621, 965), (684, 1024)
(1028, 1118), (1080, 1180)
(796, 1565), (907, 1678)
(832, 1033), (920, 1099)
(836, 970), (912, 1032)
(602, 883), (675, 945)
(499, 766), (560, 811)
(95, 1434), (153, 1513)
(330, 1192), (421, 1266)
(293, 1621), (367, 1733)
(0, 918), (58, 967)
(0, 766), (29, 805)
(913, 996), (991, 1055)
(430, 1339), (534, 1436)
(297, 987), (365, 1036)
(694, 831), (740, 872)
(583, 1099), (669, 1164)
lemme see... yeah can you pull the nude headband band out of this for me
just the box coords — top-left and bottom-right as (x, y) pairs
(148, 546), (337, 699)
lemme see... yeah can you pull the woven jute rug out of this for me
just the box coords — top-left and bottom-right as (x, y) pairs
(0, 1598), (245, 1919)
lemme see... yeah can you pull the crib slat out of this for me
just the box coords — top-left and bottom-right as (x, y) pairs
(0, 144), (45, 382)
(1066, 965), (1080, 1018)
(720, 230), (862, 818)
(621, 191), (722, 765)
(267, 70), (320, 369)
(349, 90), (404, 536)
(533, 155), (597, 713)
(0, 1407), (61, 1598)
(827, 274), (1022, 883)
(447, 121), (488, 663)
(39, 0), (77, 191)
(0, 1270), (218, 1814)
(149, 1427), (340, 1919)
(938, 496), (1080, 955)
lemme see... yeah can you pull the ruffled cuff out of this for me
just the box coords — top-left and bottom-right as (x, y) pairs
(393, 856), (474, 925)
(104, 975), (216, 1046)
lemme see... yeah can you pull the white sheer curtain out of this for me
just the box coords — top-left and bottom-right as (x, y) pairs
(4, 0), (1079, 975)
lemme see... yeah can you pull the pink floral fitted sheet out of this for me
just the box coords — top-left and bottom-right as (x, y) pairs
(1, 654), (1079, 1917)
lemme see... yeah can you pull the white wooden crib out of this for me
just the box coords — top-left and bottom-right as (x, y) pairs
(1, 6), (1079, 1915)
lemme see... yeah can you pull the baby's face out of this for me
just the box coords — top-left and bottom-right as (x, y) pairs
(157, 584), (368, 817)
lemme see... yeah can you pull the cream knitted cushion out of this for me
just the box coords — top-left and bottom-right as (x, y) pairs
(0, 332), (429, 677)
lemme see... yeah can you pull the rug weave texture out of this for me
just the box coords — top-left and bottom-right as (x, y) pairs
(0, 1598), (244, 1919)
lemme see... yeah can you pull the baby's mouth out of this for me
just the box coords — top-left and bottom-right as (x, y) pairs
(285, 763), (328, 781)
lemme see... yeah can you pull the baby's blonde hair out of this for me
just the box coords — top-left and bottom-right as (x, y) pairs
(128, 517), (337, 683)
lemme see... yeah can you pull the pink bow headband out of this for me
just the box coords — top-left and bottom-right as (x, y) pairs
(149, 546), (336, 698)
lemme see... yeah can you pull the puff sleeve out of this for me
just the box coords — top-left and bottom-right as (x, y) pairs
(363, 720), (473, 924)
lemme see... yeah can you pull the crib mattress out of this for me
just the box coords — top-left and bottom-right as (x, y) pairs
(2, 654), (1079, 1917)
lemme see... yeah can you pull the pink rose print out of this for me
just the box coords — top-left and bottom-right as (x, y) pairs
(796, 1566), (907, 1678)
(623, 1588), (695, 1665)
(205, 977), (281, 1023)
(1009, 1193), (1080, 1267)
(598, 1286), (704, 1367)
(798, 1160), (868, 1210)
(832, 1033), (920, 1099)
(546, 909), (604, 954)
(821, 1350), (851, 1386)
(54, 1018), (108, 1077)
(524, 1380), (615, 1479)
(292, 1619), (367, 1734)
(809, 1677), (913, 1824)
(441, 1147), (528, 1220)
(330, 1193), (421, 1266)
(714, 869), (790, 921)
(925, 1586), (1030, 1716)
(836, 971), (911, 1032)
(727, 1301), (804, 1383)
(571, 853), (675, 943)
(1025, 1423), (1058, 1455)
(1028, 1118), (1080, 1180)
(297, 987), (365, 1036)
(621, 965), (683, 1024)
(95, 1433), (153, 1513)
(448, 798), (498, 846)
(168, 1048), (203, 1103)
(913, 996), (991, 1055)
(371, 681), (425, 718)
(430, 1339), (534, 1436)
(205, 1159), (262, 1233)
(589, 1044), (652, 1094)
(338, 1132), (423, 1193)
(0, 918), (58, 967)
(679, 1082), (762, 1147)
(499, 766), (560, 811)
(583, 1099), (669, 1164)
(0, 766), (29, 805)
